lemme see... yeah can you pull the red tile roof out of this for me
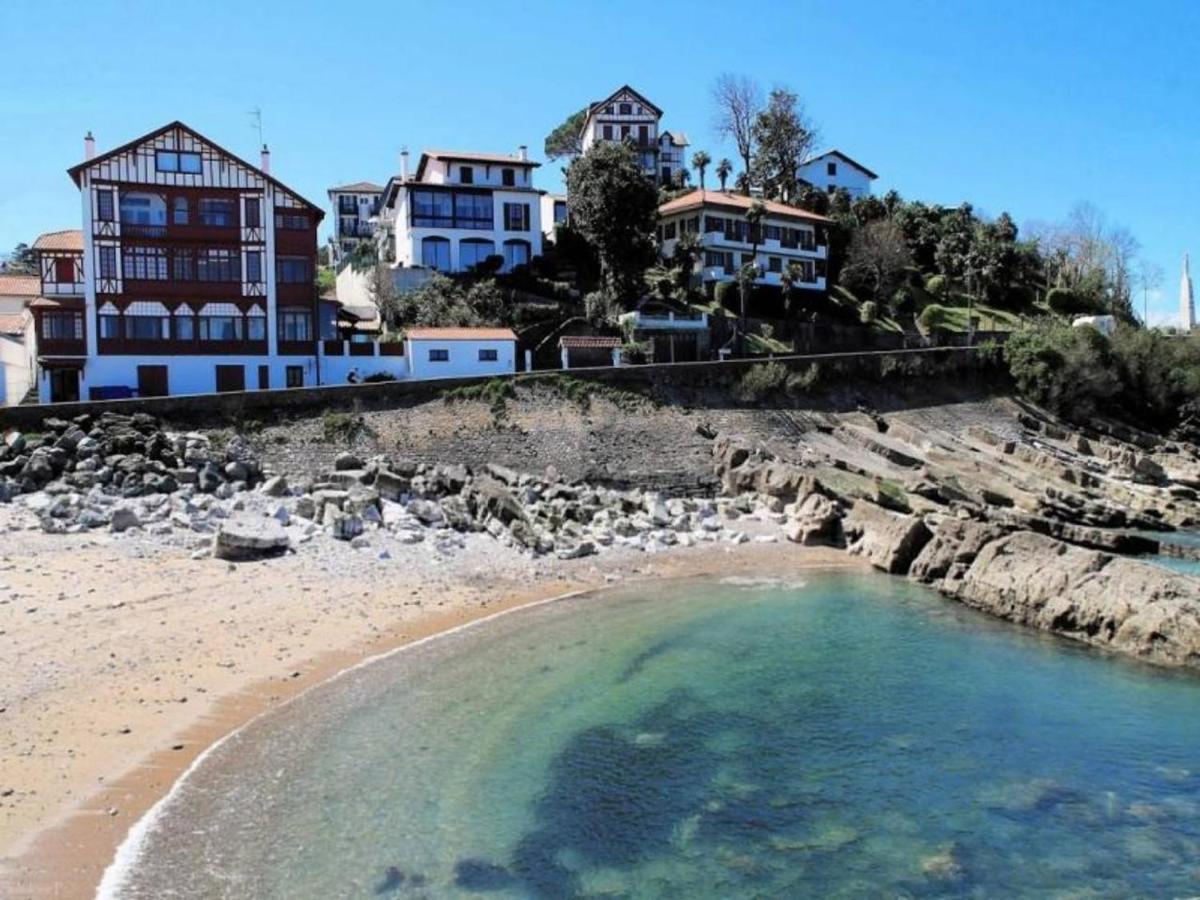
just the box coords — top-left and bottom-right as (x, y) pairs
(405, 327), (517, 341)
(0, 274), (39, 296)
(0, 312), (29, 336)
(33, 230), (84, 252)
(560, 335), (622, 349)
(658, 190), (832, 224)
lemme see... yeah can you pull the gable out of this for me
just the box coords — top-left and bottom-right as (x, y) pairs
(590, 84), (662, 117)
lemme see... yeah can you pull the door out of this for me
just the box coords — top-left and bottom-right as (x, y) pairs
(137, 365), (169, 397)
(48, 368), (79, 403)
(215, 365), (245, 393)
(257, 365), (269, 390)
(672, 333), (699, 363)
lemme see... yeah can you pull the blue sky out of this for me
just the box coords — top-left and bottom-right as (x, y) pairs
(1, 0), (1196, 322)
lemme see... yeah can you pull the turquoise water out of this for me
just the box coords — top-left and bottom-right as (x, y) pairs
(113, 573), (1200, 898)
(1146, 530), (1200, 576)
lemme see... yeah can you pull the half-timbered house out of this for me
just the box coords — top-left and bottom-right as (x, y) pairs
(35, 122), (324, 402)
(579, 86), (689, 186)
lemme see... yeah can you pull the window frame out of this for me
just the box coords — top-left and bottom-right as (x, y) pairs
(478, 348), (498, 362)
(428, 348), (449, 362)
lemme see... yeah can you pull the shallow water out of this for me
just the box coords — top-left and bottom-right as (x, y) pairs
(1145, 530), (1200, 576)
(112, 572), (1200, 898)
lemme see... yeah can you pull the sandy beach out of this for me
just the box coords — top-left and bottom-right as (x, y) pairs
(0, 499), (856, 900)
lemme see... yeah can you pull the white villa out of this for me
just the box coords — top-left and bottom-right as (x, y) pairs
(580, 85), (689, 186)
(657, 189), (830, 296)
(798, 149), (878, 199)
(328, 181), (384, 264)
(376, 148), (543, 275)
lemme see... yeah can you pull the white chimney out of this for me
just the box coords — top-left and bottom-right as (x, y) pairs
(400, 148), (410, 180)
(84, 131), (96, 160)
(517, 144), (528, 162)
(260, 144), (270, 174)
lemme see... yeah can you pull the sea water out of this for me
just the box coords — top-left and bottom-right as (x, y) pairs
(109, 572), (1200, 898)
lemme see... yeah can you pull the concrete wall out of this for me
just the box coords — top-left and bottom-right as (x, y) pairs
(0, 346), (1004, 431)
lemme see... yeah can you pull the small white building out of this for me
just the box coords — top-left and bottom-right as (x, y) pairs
(404, 327), (518, 379)
(579, 85), (688, 185)
(327, 181), (384, 264)
(798, 149), (878, 199)
(377, 149), (543, 275)
(657, 190), (830, 296)
(0, 273), (38, 406)
(540, 193), (568, 242)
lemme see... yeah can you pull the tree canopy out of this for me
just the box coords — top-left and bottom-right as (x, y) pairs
(544, 107), (588, 161)
(749, 88), (817, 204)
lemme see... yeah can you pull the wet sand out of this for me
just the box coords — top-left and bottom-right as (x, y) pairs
(0, 514), (857, 900)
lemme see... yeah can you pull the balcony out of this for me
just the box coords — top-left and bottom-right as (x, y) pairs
(338, 220), (377, 239)
(619, 310), (709, 331)
(118, 220), (239, 242)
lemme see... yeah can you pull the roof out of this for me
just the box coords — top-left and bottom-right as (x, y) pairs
(30, 296), (85, 309)
(405, 327), (518, 341)
(67, 121), (325, 217)
(585, 85), (662, 119)
(328, 181), (385, 194)
(659, 130), (689, 147)
(0, 274), (39, 296)
(33, 230), (84, 252)
(416, 150), (540, 180)
(560, 335), (621, 349)
(0, 312), (29, 336)
(801, 149), (879, 180)
(658, 190), (832, 224)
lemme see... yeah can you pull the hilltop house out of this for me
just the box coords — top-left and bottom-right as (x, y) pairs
(0, 273), (39, 405)
(376, 148), (543, 275)
(656, 189), (830, 298)
(33, 121), (325, 402)
(327, 181), (384, 263)
(580, 85), (689, 186)
(797, 149), (877, 199)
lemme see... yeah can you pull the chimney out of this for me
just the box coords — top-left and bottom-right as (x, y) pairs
(400, 148), (410, 180)
(84, 131), (96, 160)
(260, 144), (270, 174)
(517, 144), (528, 163)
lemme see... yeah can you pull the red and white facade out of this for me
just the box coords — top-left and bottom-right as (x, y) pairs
(33, 122), (325, 403)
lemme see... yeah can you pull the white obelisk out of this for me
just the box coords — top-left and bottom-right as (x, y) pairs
(1183, 254), (1196, 332)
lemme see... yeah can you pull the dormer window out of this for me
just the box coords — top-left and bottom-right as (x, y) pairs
(459, 166), (474, 184)
(501, 168), (515, 187)
(619, 102), (632, 115)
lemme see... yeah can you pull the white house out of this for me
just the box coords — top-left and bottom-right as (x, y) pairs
(0, 273), (38, 405)
(540, 193), (568, 242)
(797, 149), (878, 199)
(34, 121), (325, 403)
(579, 85), (689, 185)
(657, 189), (830, 296)
(377, 148), (543, 275)
(327, 181), (384, 264)
(404, 327), (517, 379)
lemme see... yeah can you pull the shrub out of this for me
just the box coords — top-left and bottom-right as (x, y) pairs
(737, 361), (789, 402)
(918, 303), (949, 333)
(860, 301), (878, 324)
(362, 372), (396, 383)
(1046, 287), (1105, 317)
(1003, 321), (1120, 420)
(785, 364), (820, 397)
(620, 341), (652, 364)
(890, 286), (916, 317)
(924, 274), (947, 297)
(584, 289), (621, 326)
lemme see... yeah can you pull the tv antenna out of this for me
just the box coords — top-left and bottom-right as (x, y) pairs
(248, 107), (264, 147)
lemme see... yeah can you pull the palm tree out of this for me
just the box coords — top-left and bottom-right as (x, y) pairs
(737, 200), (767, 355)
(691, 150), (711, 191)
(716, 158), (733, 192)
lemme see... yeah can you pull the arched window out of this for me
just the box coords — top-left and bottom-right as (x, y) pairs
(421, 236), (451, 270)
(172, 197), (189, 225)
(459, 238), (496, 272)
(502, 239), (530, 273)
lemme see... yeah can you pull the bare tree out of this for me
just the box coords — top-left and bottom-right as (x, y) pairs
(844, 219), (911, 303)
(711, 74), (763, 187)
(1136, 258), (1164, 326)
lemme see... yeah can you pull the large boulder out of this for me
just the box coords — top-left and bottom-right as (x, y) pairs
(843, 501), (932, 575)
(213, 515), (289, 561)
(908, 519), (1008, 584)
(783, 492), (841, 546)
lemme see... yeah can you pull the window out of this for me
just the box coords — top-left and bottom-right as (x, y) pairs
(173, 249), (195, 280)
(411, 190), (492, 229)
(98, 314), (120, 339)
(278, 310), (312, 341)
(740, 253), (755, 268)
(421, 237), (451, 270)
(125, 316), (168, 340)
(428, 348), (449, 362)
(156, 150), (201, 173)
(245, 251), (262, 283)
(553, 200), (567, 224)
(459, 239), (496, 271)
(199, 315), (243, 341)
(797, 260), (816, 282)
(122, 246), (168, 280)
(198, 198), (236, 226)
(198, 249), (239, 282)
(705, 250), (730, 271)
(705, 216), (724, 233)
(244, 198), (260, 228)
(172, 197), (189, 225)
(503, 239), (530, 272)
(827, 161), (837, 176)
(768, 256), (782, 273)
(119, 193), (166, 226)
(764, 225), (781, 241)
(501, 168), (515, 187)
(638, 125), (648, 144)
(246, 315), (266, 341)
(175, 314), (195, 341)
(276, 256), (311, 284)
(503, 202), (530, 232)
(274, 212), (309, 229)
(286, 366), (304, 388)
(478, 348), (498, 362)
(42, 312), (82, 340)
(662, 221), (677, 240)
(602, 125), (613, 140)
(620, 125), (630, 139)
(53, 257), (76, 283)
(98, 245), (117, 279)
(96, 191), (114, 222)
(619, 102), (632, 114)
(458, 166), (474, 184)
